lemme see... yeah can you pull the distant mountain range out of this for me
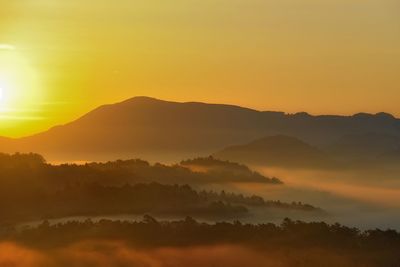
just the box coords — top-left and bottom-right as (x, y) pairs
(214, 135), (336, 169)
(1, 96), (400, 164)
(382, 147), (400, 162)
(324, 133), (400, 162)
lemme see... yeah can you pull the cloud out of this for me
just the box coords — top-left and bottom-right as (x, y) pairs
(0, 115), (46, 121)
(0, 44), (16, 50)
(37, 101), (74, 106)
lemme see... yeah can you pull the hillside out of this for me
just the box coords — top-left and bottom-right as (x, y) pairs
(214, 135), (335, 168)
(180, 156), (282, 184)
(325, 132), (400, 162)
(380, 147), (400, 163)
(0, 153), (318, 223)
(0, 153), (281, 185)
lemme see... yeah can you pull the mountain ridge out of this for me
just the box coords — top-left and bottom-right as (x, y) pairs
(213, 135), (335, 168)
(1, 96), (400, 163)
(3, 96), (399, 140)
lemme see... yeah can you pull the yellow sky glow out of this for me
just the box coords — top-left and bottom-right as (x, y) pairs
(0, 0), (399, 137)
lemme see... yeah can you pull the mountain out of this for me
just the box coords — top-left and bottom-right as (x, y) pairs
(380, 146), (400, 163)
(1, 97), (400, 163)
(325, 132), (400, 162)
(0, 136), (12, 144)
(213, 135), (335, 168)
(0, 97), (276, 162)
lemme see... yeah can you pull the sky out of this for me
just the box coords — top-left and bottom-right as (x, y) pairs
(0, 0), (399, 137)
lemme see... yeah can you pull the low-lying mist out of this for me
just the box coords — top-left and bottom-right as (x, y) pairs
(229, 166), (400, 229)
(0, 241), (392, 267)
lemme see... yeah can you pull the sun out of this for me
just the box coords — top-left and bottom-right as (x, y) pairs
(0, 85), (7, 109)
(0, 80), (13, 110)
(0, 48), (42, 112)
(0, 85), (11, 109)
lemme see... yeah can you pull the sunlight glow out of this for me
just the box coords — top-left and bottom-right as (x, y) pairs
(0, 47), (46, 137)
(0, 84), (8, 110)
(0, 49), (42, 113)
(0, 44), (16, 50)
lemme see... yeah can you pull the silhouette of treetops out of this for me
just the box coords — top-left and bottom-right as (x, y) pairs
(0, 152), (46, 169)
(0, 153), (282, 185)
(0, 182), (320, 223)
(48, 183), (249, 219)
(5, 217), (400, 252)
(0, 153), (316, 223)
(1, 217), (398, 267)
(180, 156), (282, 184)
(202, 190), (319, 211)
(181, 156), (258, 171)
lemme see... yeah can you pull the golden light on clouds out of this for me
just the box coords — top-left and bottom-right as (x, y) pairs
(0, 0), (399, 137)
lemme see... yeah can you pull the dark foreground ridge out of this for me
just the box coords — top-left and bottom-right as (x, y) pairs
(1, 217), (399, 267)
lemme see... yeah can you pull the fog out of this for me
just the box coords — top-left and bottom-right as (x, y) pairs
(37, 158), (400, 230)
(0, 241), (383, 267)
(235, 166), (400, 230)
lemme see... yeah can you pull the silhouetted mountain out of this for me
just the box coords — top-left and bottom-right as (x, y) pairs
(214, 135), (335, 168)
(0, 136), (13, 148)
(380, 146), (400, 163)
(1, 97), (400, 162)
(325, 133), (400, 162)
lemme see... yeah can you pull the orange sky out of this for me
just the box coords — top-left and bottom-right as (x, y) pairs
(0, 0), (399, 137)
